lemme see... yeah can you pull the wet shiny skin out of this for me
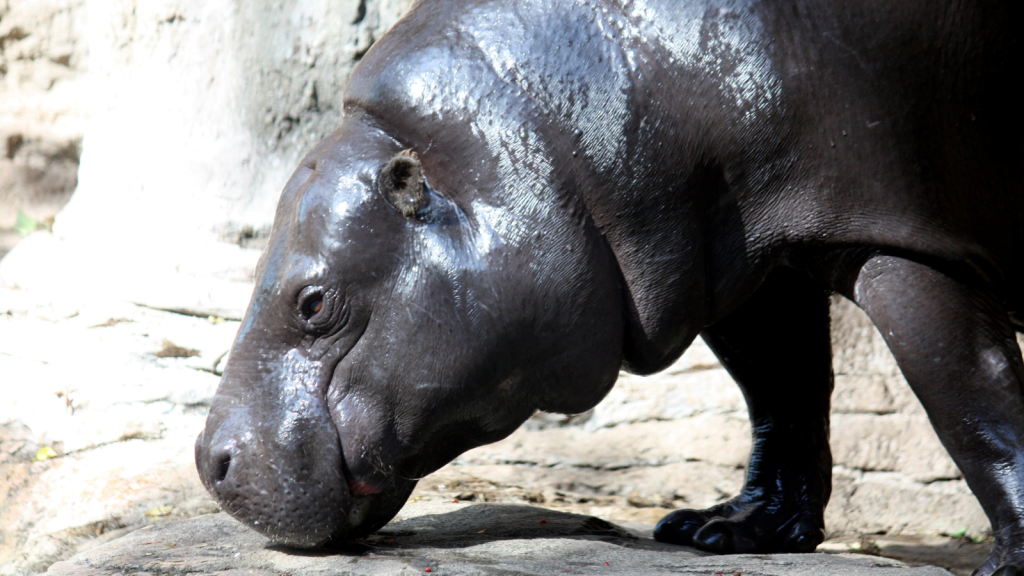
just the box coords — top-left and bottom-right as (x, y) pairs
(196, 1), (1024, 573)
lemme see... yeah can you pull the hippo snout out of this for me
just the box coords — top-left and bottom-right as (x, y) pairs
(195, 406), (353, 548)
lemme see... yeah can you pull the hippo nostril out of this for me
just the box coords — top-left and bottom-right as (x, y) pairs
(215, 453), (231, 484)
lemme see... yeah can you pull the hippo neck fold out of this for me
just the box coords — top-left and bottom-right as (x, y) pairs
(487, 0), (791, 373)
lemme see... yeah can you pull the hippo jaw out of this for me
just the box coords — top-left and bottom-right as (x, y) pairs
(195, 404), (416, 548)
(194, 413), (349, 548)
(194, 345), (419, 547)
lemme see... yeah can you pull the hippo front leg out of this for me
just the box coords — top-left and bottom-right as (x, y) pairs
(654, 268), (833, 553)
(851, 255), (1024, 576)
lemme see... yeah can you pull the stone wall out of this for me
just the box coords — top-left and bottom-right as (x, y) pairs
(0, 0), (88, 258)
(826, 297), (984, 535)
(0, 0), (414, 317)
(55, 0), (412, 243)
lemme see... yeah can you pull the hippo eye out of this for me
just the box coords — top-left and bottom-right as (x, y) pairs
(306, 298), (323, 316)
(298, 287), (325, 320)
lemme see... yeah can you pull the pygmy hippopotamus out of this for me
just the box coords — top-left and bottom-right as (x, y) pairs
(194, 1), (1024, 573)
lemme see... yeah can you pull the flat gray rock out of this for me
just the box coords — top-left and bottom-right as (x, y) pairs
(46, 503), (952, 576)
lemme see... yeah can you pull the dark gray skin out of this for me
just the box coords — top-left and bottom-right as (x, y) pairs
(194, 0), (1024, 573)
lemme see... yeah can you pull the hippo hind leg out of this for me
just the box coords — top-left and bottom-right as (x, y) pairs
(851, 255), (1024, 576)
(654, 267), (833, 553)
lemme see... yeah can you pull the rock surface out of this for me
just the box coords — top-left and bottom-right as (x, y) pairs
(44, 504), (953, 576)
(0, 0), (87, 258)
(0, 287), (232, 576)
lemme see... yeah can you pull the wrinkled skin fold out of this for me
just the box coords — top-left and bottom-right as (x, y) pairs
(196, 1), (1024, 574)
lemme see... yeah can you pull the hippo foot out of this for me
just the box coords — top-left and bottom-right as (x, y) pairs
(972, 539), (1024, 576)
(653, 498), (824, 554)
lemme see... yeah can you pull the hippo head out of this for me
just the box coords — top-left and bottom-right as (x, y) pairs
(194, 8), (630, 546)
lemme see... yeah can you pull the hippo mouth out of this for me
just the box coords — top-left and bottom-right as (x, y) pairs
(195, 406), (419, 549)
(195, 430), (419, 545)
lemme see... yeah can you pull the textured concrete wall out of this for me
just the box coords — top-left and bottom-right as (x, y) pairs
(56, 0), (412, 243)
(0, 0), (88, 256)
(0, 0), (414, 316)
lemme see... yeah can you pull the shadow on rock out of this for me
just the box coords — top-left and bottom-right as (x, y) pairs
(358, 504), (636, 549)
(264, 504), (638, 557)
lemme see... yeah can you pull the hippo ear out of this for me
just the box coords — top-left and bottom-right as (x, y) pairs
(379, 150), (426, 218)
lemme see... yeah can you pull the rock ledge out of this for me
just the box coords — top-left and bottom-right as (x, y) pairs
(46, 503), (953, 576)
